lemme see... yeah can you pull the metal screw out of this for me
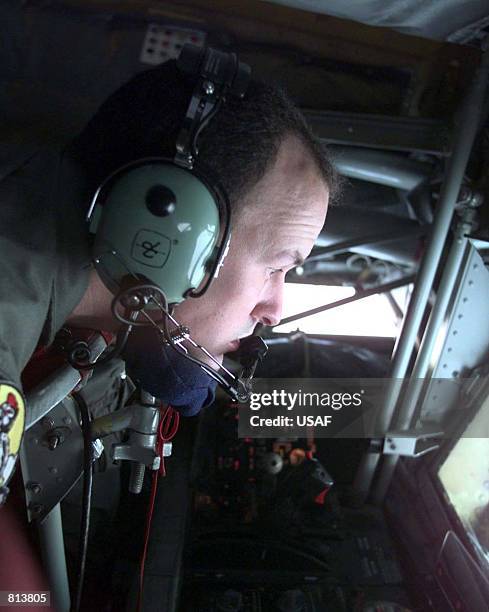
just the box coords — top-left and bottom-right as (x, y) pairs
(41, 416), (55, 429)
(26, 482), (42, 495)
(122, 293), (142, 309)
(129, 462), (146, 495)
(29, 503), (44, 516)
(48, 435), (60, 450)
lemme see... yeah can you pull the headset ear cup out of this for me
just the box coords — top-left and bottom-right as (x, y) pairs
(91, 159), (225, 303)
(183, 163), (232, 298)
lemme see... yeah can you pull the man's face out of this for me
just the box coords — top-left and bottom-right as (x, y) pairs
(173, 136), (329, 361)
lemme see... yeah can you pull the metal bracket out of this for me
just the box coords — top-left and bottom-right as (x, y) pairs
(112, 443), (161, 470)
(383, 428), (443, 457)
(21, 398), (84, 523)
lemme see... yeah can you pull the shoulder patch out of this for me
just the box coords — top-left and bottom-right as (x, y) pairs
(0, 384), (25, 504)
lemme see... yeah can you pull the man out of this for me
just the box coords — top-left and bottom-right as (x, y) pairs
(64, 58), (337, 390)
(0, 54), (337, 497)
(0, 50), (336, 601)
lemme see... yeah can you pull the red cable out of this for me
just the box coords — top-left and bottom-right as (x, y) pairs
(137, 405), (180, 612)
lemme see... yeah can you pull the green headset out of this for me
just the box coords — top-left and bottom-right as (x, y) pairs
(77, 44), (267, 402)
(86, 44), (250, 304)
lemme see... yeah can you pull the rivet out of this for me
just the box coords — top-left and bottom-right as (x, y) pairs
(27, 482), (42, 495)
(29, 503), (44, 516)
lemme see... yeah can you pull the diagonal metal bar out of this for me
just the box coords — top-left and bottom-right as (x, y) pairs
(276, 275), (416, 327)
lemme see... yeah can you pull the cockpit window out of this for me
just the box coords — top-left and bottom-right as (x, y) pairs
(273, 282), (411, 337)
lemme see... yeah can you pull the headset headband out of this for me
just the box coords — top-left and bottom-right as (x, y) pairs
(175, 45), (251, 169)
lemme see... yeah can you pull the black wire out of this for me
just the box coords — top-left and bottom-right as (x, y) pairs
(70, 393), (93, 612)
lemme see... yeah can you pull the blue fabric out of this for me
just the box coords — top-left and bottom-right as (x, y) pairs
(122, 327), (217, 416)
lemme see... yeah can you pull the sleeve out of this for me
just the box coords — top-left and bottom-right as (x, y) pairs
(0, 148), (93, 503)
(0, 148), (59, 502)
(0, 149), (59, 384)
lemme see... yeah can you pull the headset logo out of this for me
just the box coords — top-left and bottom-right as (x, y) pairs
(131, 229), (171, 268)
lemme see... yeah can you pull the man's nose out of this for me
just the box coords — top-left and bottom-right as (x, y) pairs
(251, 279), (284, 327)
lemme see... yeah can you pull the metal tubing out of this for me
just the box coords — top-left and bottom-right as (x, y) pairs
(329, 145), (432, 191)
(384, 291), (404, 322)
(398, 214), (473, 426)
(38, 503), (71, 612)
(26, 367), (81, 431)
(306, 227), (426, 262)
(372, 215), (470, 504)
(371, 213), (473, 503)
(304, 110), (451, 156)
(353, 43), (489, 503)
(26, 334), (107, 430)
(316, 207), (424, 266)
(276, 275), (415, 327)
(91, 405), (133, 439)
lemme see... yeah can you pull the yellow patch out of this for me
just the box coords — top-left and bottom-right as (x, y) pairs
(0, 384), (25, 491)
